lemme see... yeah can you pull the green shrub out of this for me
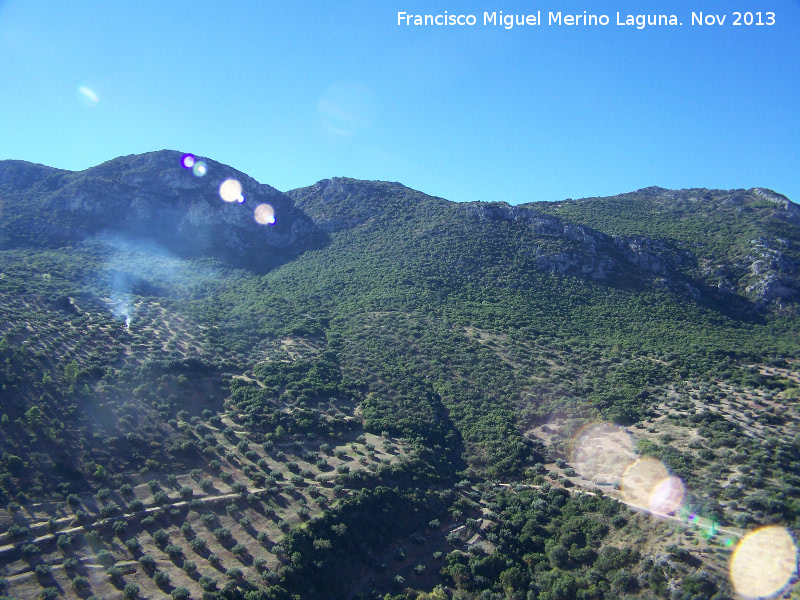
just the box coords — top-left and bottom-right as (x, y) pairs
(106, 565), (123, 579)
(39, 587), (59, 600)
(139, 553), (156, 569)
(172, 587), (191, 600)
(190, 537), (207, 552)
(8, 524), (29, 537)
(153, 570), (171, 588)
(113, 520), (128, 536)
(153, 529), (169, 546)
(231, 543), (247, 555)
(125, 537), (140, 552)
(199, 576), (217, 591)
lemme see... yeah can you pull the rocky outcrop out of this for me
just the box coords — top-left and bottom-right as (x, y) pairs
(462, 201), (693, 282)
(743, 237), (797, 304)
(460, 195), (800, 306)
(611, 235), (693, 276)
(753, 188), (797, 213)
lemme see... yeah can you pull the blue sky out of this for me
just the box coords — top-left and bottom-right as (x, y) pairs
(1, 0), (798, 204)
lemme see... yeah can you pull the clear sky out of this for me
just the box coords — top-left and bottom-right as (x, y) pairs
(1, 0), (798, 204)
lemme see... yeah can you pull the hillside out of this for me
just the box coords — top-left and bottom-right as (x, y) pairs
(0, 152), (798, 600)
(0, 151), (318, 270)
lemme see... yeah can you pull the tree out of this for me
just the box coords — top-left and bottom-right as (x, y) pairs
(113, 521), (128, 537)
(199, 576), (217, 591)
(499, 567), (525, 595)
(96, 549), (115, 566)
(72, 575), (90, 591)
(25, 406), (43, 427)
(190, 537), (207, 552)
(153, 570), (171, 588)
(125, 537), (140, 552)
(34, 564), (52, 577)
(547, 545), (569, 568)
(39, 587), (59, 600)
(153, 529), (169, 546)
(64, 360), (79, 383)
(232, 543), (247, 556)
(171, 587), (191, 600)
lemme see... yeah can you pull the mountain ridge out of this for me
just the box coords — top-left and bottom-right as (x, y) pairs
(288, 176), (799, 308)
(3, 152), (798, 308)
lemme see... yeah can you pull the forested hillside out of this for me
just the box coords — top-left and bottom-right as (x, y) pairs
(0, 152), (798, 600)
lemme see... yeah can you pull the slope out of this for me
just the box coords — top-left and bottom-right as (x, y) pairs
(0, 156), (799, 600)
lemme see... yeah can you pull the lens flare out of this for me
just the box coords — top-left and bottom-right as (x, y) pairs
(192, 161), (207, 177)
(219, 179), (243, 203)
(649, 476), (685, 515)
(568, 422), (636, 485)
(254, 203), (275, 225)
(181, 154), (196, 169)
(730, 526), (798, 599)
(77, 86), (99, 106)
(620, 457), (684, 515)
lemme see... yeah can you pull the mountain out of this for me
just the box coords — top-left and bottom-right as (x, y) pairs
(288, 178), (800, 308)
(0, 153), (798, 600)
(0, 151), (318, 270)
(532, 186), (800, 306)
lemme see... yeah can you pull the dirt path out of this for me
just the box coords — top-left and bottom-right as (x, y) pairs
(233, 374), (266, 388)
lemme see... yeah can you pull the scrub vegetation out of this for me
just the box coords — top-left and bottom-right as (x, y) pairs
(0, 153), (798, 600)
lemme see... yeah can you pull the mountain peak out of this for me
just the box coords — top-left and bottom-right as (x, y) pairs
(0, 150), (316, 269)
